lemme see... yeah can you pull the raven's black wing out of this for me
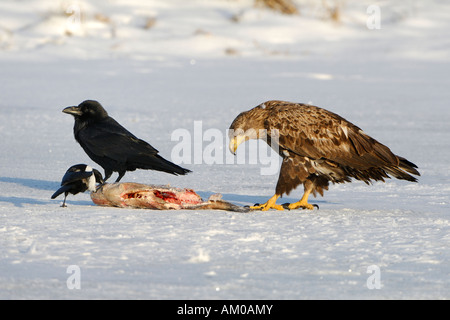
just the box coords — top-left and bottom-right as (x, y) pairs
(77, 117), (159, 163)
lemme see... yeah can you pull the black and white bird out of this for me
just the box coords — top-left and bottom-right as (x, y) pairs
(63, 100), (191, 182)
(51, 164), (104, 207)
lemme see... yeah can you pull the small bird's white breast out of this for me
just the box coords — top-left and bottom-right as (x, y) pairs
(86, 174), (96, 191)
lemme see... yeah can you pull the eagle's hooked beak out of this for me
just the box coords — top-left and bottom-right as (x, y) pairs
(62, 106), (82, 116)
(229, 135), (246, 155)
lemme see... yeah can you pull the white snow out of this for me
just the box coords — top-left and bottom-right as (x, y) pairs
(0, 0), (449, 299)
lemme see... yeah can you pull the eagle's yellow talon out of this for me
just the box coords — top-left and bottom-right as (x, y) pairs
(250, 203), (284, 211)
(250, 194), (284, 211)
(288, 201), (316, 210)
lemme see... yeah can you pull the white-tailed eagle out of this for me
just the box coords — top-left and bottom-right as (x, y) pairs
(229, 100), (420, 210)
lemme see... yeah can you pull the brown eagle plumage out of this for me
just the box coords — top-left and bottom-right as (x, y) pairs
(229, 100), (420, 210)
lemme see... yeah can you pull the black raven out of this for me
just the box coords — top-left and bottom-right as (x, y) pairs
(63, 100), (191, 182)
(52, 164), (104, 207)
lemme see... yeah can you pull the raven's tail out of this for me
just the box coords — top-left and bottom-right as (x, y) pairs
(137, 154), (191, 175)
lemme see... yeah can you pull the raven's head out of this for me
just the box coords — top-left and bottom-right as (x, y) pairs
(63, 100), (108, 121)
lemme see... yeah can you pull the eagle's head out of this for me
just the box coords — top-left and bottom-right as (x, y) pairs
(228, 103), (269, 155)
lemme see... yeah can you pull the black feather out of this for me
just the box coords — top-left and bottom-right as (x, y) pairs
(51, 164), (103, 207)
(63, 100), (191, 182)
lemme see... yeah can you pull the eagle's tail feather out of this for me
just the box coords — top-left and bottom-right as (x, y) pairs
(383, 156), (420, 182)
(398, 156), (420, 176)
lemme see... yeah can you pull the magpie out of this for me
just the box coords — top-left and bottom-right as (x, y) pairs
(52, 164), (104, 207)
(63, 100), (191, 182)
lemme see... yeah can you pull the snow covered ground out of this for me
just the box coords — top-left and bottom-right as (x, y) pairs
(0, 0), (449, 299)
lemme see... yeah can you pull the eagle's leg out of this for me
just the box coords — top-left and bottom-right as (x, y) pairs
(250, 194), (284, 211)
(288, 180), (317, 210)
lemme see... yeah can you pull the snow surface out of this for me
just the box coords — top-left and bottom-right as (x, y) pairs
(0, 0), (449, 299)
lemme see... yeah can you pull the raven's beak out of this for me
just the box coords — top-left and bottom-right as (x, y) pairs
(62, 106), (82, 116)
(229, 135), (246, 155)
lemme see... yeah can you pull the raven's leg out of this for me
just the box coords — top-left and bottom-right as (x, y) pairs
(115, 171), (126, 182)
(104, 170), (113, 182)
